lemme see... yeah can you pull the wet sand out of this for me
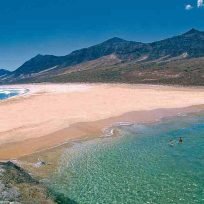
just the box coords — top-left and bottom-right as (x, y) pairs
(0, 83), (204, 160)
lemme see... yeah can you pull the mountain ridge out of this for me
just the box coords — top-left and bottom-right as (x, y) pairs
(1, 28), (204, 85)
(0, 69), (11, 76)
(11, 28), (204, 73)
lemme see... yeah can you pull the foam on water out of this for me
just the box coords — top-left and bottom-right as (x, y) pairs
(48, 113), (204, 204)
(0, 88), (28, 100)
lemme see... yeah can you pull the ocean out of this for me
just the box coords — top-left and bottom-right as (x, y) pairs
(48, 113), (204, 204)
(0, 88), (26, 100)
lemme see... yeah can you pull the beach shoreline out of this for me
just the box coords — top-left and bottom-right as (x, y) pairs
(16, 106), (204, 179)
(0, 83), (204, 161)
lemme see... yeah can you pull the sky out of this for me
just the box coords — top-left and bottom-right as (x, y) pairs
(1, 0), (204, 71)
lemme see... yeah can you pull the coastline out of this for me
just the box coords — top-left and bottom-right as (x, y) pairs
(0, 105), (203, 161)
(16, 106), (204, 179)
(0, 83), (204, 161)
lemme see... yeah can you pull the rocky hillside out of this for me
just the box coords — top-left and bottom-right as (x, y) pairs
(0, 161), (80, 203)
(2, 28), (204, 85)
(0, 161), (55, 203)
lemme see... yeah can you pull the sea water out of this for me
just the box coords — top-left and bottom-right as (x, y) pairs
(49, 113), (204, 204)
(0, 88), (26, 100)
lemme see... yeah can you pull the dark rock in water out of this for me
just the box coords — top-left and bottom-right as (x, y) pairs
(49, 190), (79, 204)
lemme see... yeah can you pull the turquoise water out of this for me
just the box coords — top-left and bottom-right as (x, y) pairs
(49, 113), (204, 204)
(0, 89), (26, 100)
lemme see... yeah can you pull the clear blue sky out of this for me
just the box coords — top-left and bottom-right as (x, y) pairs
(1, 0), (204, 70)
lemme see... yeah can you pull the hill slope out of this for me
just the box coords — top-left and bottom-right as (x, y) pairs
(2, 28), (204, 85)
(0, 69), (10, 76)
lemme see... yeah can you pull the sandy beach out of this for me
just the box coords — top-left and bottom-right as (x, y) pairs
(0, 83), (204, 160)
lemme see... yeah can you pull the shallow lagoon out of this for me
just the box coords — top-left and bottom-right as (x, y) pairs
(49, 113), (204, 204)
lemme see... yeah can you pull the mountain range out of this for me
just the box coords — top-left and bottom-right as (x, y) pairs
(1, 28), (204, 85)
(0, 69), (11, 77)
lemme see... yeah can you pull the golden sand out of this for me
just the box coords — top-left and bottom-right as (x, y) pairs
(0, 83), (204, 160)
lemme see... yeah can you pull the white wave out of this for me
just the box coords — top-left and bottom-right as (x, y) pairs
(0, 90), (11, 95)
(102, 121), (134, 137)
(0, 88), (28, 98)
